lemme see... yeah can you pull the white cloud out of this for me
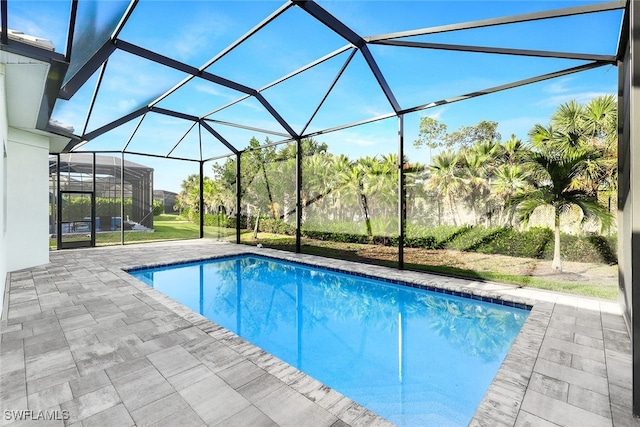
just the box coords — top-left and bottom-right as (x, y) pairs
(543, 78), (573, 94)
(424, 107), (448, 121)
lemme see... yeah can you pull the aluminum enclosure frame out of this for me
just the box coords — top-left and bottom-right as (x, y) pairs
(2, 0), (638, 415)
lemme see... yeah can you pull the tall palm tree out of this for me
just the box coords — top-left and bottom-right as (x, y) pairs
(582, 95), (618, 228)
(175, 174), (201, 215)
(510, 148), (612, 271)
(340, 157), (375, 240)
(427, 151), (464, 226)
(364, 153), (398, 231)
(492, 164), (528, 226)
(461, 141), (499, 225)
(499, 135), (527, 166)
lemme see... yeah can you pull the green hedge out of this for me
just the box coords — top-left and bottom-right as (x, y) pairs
(188, 215), (618, 264)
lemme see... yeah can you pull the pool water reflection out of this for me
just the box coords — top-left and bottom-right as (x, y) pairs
(130, 255), (528, 426)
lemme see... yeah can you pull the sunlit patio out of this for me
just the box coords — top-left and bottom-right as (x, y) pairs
(2, 0), (640, 425)
(0, 240), (636, 426)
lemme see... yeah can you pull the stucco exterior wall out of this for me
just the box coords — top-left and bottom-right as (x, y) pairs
(5, 128), (50, 273)
(0, 64), (7, 315)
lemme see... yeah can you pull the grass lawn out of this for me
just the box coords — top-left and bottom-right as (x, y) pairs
(50, 216), (617, 300)
(241, 233), (618, 301)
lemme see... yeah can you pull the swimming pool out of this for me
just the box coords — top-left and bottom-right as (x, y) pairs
(129, 254), (529, 426)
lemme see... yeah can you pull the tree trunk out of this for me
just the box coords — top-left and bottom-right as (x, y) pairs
(360, 192), (373, 241)
(552, 210), (562, 271)
(448, 194), (458, 226)
(261, 164), (277, 219)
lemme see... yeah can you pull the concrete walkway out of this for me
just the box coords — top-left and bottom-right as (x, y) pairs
(0, 240), (638, 426)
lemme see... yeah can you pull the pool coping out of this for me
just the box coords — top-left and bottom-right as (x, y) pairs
(114, 246), (396, 426)
(121, 245), (546, 426)
(1, 240), (632, 426)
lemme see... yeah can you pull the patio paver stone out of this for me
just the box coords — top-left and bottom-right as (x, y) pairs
(0, 240), (638, 426)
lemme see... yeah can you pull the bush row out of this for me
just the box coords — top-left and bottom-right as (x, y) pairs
(194, 215), (618, 264)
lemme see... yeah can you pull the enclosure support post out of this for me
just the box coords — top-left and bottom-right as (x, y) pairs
(398, 114), (405, 270)
(56, 154), (62, 249)
(199, 161), (204, 238)
(295, 138), (302, 253)
(120, 152), (125, 245)
(91, 153), (96, 247)
(618, 0), (640, 416)
(236, 152), (241, 244)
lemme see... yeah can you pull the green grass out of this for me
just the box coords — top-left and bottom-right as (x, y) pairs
(154, 214), (186, 222)
(50, 219), (617, 300)
(241, 234), (618, 300)
(402, 263), (617, 300)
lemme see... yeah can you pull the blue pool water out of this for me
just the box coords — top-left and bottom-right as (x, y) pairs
(130, 255), (529, 426)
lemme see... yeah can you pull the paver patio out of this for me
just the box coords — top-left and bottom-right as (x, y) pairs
(0, 240), (638, 426)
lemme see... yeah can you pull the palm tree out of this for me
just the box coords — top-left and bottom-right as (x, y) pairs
(427, 151), (464, 226)
(175, 174), (201, 216)
(499, 135), (527, 166)
(460, 141), (499, 225)
(582, 95), (618, 229)
(339, 157), (374, 240)
(492, 164), (528, 226)
(510, 148), (612, 271)
(363, 153), (398, 232)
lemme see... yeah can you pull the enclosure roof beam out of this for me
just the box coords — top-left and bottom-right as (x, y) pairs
(200, 120), (239, 155)
(116, 39), (200, 75)
(82, 59), (109, 136)
(203, 44), (353, 119)
(150, 106), (199, 123)
(255, 92), (298, 138)
(201, 1), (293, 70)
(203, 118), (291, 139)
(59, 40), (116, 100)
(59, 0), (138, 99)
(167, 121), (198, 158)
(302, 112), (397, 140)
(115, 39), (257, 98)
(293, 0), (402, 113)
(108, 40), (298, 141)
(121, 113), (146, 152)
(301, 47), (357, 135)
(399, 61), (610, 115)
(257, 44), (353, 92)
(150, 1), (293, 111)
(64, 0), (78, 61)
(366, 0), (626, 41)
(110, 0), (138, 41)
(82, 105), (149, 141)
(371, 40), (618, 63)
(123, 150), (200, 163)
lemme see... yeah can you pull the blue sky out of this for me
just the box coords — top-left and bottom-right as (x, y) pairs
(9, 0), (622, 192)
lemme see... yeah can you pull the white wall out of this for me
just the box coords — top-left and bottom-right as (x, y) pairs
(0, 63), (7, 315)
(5, 128), (50, 272)
(0, 60), (54, 318)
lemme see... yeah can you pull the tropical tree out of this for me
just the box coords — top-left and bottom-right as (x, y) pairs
(174, 174), (200, 215)
(360, 154), (397, 230)
(427, 151), (464, 226)
(460, 141), (500, 225)
(509, 149), (612, 271)
(338, 156), (375, 240)
(414, 116), (448, 162)
(445, 120), (501, 150)
(492, 164), (528, 226)
(510, 98), (616, 271)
